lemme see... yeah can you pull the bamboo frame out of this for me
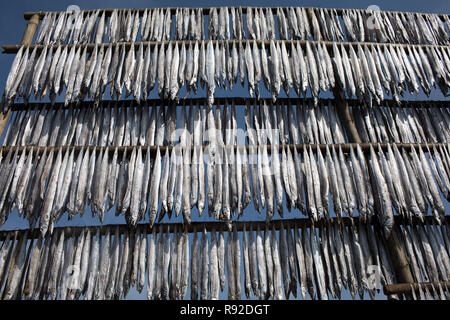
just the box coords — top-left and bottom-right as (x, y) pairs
(0, 7), (448, 301)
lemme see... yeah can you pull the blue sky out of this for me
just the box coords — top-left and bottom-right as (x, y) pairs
(0, 0), (448, 301)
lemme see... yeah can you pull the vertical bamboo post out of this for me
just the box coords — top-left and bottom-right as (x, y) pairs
(332, 88), (414, 297)
(336, 102), (362, 144)
(21, 13), (40, 45)
(0, 106), (11, 134)
(0, 13), (40, 137)
(386, 225), (415, 284)
(332, 88), (362, 143)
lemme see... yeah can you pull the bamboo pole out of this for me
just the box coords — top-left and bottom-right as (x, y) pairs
(0, 111), (10, 138)
(20, 13), (40, 45)
(6, 98), (450, 112)
(333, 88), (362, 144)
(22, 6), (450, 20)
(383, 281), (450, 296)
(0, 216), (446, 241)
(3, 38), (450, 54)
(0, 142), (446, 159)
(385, 225), (415, 285)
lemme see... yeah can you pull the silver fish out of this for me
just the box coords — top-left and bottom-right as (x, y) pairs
(190, 225), (199, 300)
(241, 223), (251, 299)
(210, 229), (219, 300)
(233, 226), (241, 299)
(248, 224), (260, 297)
(200, 226), (209, 300)
(147, 226), (157, 300)
(256, 225), (268, 299)
(271, 225), (284, 300)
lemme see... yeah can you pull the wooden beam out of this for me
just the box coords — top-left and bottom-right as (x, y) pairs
(22, 7), (450, 20)
(3, 39), (449, 54)
(6, 98), (450, 112)
(383, 281), (450, 296)
(0, 215), (447, 241)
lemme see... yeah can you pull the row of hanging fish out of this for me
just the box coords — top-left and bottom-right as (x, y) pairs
(4, 39), (450, 109)
(352, 103), (450, 144)
(3, 100), (449, 149)
(33, 7), (450, 45)
(1, 100), (348, 148)
(0, 139), (448, 237)
(398, 223), (450, 291)
(0, 220), (449, 300)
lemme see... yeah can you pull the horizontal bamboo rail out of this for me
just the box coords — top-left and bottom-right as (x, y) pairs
(3, 38), (450, 54)
(0, 143), (447, 158)
(22, 7), (449, 20)
(6, 98), (450, 112)
(383, 281), (450, 296)
(0, 215), (447, 241)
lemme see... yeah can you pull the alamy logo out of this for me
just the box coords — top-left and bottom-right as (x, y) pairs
(366, 5), (382, 30)
(66, 5), (81, 13)
(366, 265), (382, 290)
